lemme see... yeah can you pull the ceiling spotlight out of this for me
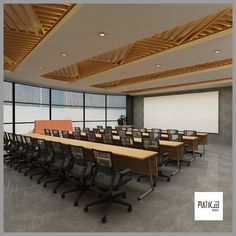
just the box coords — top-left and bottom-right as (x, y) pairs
(60, 52), (67, 56)
(99, 32), (107, 37)
(155, 64), (160, 67)
(215, 49), (221, 54)
(38, 67), (43, 70)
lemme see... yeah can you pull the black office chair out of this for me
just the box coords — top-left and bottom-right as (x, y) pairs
(97, 125), (103, 129)
(43, 142), (72, 193)
(44, 129), (51, 136)
(139, 128), (146, 133)
(183, 130), (203, 157)
(168, 134), (193, 166)
(152, 128), (162, 134)
(118, 130), (126, 138)
(62, 130), (70, 138)
(74, 127), (81, 133)
(4, 133), (18, 165)
(167, 129), (178, 135)
(83, 128), (90, 134)
(102, 134), (113, 144)
(120, 136), (134, 148)
(93, 128), (100, 134)
(137, 138), (170, 183)
(127, 127), (133, 132)
(29, 139), (54, 184)
(61, 145), (94, 206)
(87, 132), (96, 142)
(72, 131), (81, 140)
(52, 129), (60, 137)
(84, 149), (132, 223)
(149, 132), (161, 139)
(133, 131), (142, 138)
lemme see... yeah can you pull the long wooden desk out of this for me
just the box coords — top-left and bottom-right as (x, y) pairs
(80, 132), (184, 176)
(27, 133), (157, 201)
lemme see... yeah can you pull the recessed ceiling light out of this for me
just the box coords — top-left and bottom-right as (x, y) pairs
(38, 67), (43, 70)
(99, 32), (107, 37)
(155, 64), (160, 67)
(215, 49), (221, 54)
(60, 52), (67, 56)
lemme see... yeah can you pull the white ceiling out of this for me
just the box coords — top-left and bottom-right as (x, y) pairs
(4, 3), (232, 95)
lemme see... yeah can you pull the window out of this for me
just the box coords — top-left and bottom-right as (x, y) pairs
(15, 84), (50, 134)
(3, 81), (127, 133)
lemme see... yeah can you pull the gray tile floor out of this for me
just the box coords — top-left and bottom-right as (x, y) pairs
(4, 144), (232, 232)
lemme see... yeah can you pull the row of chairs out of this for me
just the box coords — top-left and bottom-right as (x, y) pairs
(3, 132), (133, 223)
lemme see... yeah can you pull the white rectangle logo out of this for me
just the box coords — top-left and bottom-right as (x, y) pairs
(194, 192), (223, 221)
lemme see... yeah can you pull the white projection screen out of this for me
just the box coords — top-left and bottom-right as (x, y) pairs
(144, 91), (219, 133)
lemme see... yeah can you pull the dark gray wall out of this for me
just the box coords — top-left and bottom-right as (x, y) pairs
(133, 86), (232, 145)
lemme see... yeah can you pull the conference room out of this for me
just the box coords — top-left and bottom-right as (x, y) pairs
(3, 2), (233, 233)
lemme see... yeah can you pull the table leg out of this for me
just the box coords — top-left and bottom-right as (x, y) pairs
(170, 148), (181, 176)
(137, 157), (155, 201)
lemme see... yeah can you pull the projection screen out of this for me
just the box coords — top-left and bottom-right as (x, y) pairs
(144, 91), (219, 133)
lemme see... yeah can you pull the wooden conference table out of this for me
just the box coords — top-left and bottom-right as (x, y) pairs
(26, 133), (157, 201)
(80, 132), (184, 176)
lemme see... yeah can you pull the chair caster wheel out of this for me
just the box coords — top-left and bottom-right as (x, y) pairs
(127, 206), (132, 212)
(61, 194), (65, 199)
(84, 207), (88, 212)
(122, 193), (126, 199)
(187, 163), (190, 166)
(53, 189), (57, 194)
(18, 169), (21, 173)
(167, 177), (170, 182)
(24, 173), (27, 176)
(30, 176), (33, 180)
(10, 165), (12, 168)
(74, 201), (78, 207)
(43, 183), (47, 188)
(14, 167), (17, 170)
(137, 179), (140, 182)
(101, 216), (107, 223)
(200, 154), (203, 157)
(37, 180), (40, 184)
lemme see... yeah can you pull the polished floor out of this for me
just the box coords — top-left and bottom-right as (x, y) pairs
(4, 144), (232, 232)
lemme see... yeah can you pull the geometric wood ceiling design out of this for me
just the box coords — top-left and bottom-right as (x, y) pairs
(124, 77), (232, 95)
(41, 7), (232, 83)
(92, 58), (232, 89)
(4, 4), (75, 71)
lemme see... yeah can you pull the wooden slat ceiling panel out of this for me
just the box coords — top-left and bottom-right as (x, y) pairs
(91, 58), (232, 89)
(4, 3), (75, 71)
(41, 7), (232, 82)
(125, 77), (232, 95)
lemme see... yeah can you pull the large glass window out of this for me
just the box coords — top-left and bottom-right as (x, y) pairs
(3, 82), (12, 133)
(15, 84), (50, 134)
(3, 81), (127, 133)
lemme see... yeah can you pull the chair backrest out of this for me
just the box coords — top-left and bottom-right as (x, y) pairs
(83, 128), (90, 133)
(184, 130), (197, 136)
(106, 126), (112, 131)
(149, 132), (161, 140)
(24, 136), (34, 149)
(62, 130), (70, 138)
(102, 134), (113, 144)
(72, 131), (81, 140)
(8, 133), (16, 144)
(142, 138), (159, 151)
(133, 131), (142, 138)
(139, 128), (146, 133)
(97, 125), (103, 129)
(167, 129), (178, 135)
(68, 145), (88, 182)
(93, 128), (100, 134)
(52, 129), (60, 137)
(115, 126), (122, 132)
(16, 134), (23, 145)
(152, 128), (162, 134)
(118, 130), (126, 137)
(127, 127), (133, 132)
(93, 149), (117, 190)
(168, 133), (182, 142)
(44, 129), (51, 136)
(121, 136), (134, 147)
(74, 127), (81, 133)
(87, 132), (96, 142)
